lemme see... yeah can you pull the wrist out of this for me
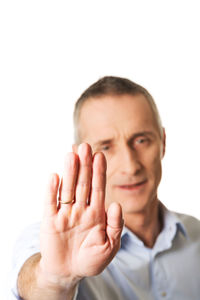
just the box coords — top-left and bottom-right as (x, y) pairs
(36, 258), (81, 291)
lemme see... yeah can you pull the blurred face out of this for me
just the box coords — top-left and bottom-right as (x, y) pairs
(78, 94), (165, 215)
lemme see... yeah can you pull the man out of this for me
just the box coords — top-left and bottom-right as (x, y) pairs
(12, 76), (200, 299)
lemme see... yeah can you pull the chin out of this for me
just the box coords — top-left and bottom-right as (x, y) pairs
(122, 202), (148, 214)
(117, 194), (155, 215)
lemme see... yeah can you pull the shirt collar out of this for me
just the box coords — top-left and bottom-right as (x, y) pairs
(160, 202), (188, 238)
(121, 226), (144, 247)
(120, 201), (188, 249)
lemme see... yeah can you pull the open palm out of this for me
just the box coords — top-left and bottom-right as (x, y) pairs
(40, 143), (123, 285)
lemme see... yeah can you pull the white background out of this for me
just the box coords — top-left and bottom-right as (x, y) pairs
(1, 0), (200, 298)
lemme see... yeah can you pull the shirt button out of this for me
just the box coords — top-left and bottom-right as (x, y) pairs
(161, 292), (167, 297)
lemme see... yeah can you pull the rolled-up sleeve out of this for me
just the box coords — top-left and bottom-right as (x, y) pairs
(10, 223), (40, 299)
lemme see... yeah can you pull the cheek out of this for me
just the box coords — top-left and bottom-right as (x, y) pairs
(104, 160), (116, 208)
(145, 149), (162, 183)
(104, 154), (116, 183)
(104, 157), (118, 201)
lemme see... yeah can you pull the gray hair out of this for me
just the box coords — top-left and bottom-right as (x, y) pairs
(73, 76), (163, 144)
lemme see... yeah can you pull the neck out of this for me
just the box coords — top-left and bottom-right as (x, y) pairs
(124, 200), (163, 248)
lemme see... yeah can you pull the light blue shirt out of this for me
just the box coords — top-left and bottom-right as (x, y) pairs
(10, 204), (200, 300)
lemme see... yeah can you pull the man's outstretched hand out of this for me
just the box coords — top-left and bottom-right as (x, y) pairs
(39, 143), (123, 288)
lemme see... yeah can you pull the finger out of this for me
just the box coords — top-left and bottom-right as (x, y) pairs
(44, 173), (59, 217)
(75, 143), (92, 207)
(106, 202), (124, 247)
(59, 152), (79, 209)
(90, 152), (106, 209)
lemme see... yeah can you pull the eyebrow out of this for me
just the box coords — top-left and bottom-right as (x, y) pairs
(93, 131), (156, 147)
(93, 139), (113, 148)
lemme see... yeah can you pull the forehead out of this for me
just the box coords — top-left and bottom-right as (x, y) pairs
(78, 94), (159, 143)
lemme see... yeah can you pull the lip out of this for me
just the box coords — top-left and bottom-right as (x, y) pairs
(115, 180), (147, 191)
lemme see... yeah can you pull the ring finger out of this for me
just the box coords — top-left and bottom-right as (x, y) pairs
(59, 152), (79, 209)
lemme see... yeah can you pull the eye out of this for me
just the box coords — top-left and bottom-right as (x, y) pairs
(136, 138), (146, 144)
(134, 137), (149, 147)
(101, 145), (110, 151)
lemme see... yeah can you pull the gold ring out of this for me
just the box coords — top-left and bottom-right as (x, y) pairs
(58, 199), (74, 204)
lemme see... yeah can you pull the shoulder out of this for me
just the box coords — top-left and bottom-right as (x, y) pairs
(174, 211), (200, 227)
(173, 211), (200, 239)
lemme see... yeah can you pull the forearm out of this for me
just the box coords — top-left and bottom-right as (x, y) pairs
(17, 253), (78, 300)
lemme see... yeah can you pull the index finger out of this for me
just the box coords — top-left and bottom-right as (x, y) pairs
(90, 152), (107, 209)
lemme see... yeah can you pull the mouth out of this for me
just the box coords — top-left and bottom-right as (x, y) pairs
(115, 180), (147, 191)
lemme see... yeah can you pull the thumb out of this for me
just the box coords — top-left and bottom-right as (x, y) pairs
(106, 202), (124, 247)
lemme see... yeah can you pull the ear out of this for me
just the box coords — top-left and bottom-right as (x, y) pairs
(72, 144), (78, 154)
(161, 127), (166, 158)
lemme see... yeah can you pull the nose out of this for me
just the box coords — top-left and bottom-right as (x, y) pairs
(118, 144), (143, 176)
